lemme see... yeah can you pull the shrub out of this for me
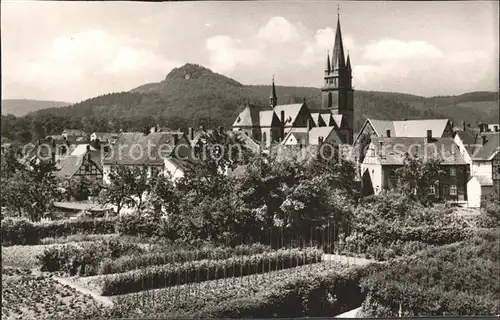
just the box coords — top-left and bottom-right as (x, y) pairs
(1, 218), (39, 245)
(37, 239), (144, 276)
(116, 214), (176, 238)
(1, 217), (118, 246)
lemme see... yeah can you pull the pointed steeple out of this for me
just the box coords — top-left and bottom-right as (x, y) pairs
(325, 51), (331, 73)
(331, 11), (346, 71)
(269, 75), (278, 108)
(346, 53), (351, 71)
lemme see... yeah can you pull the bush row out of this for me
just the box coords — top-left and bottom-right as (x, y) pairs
(101, 247), (323, 296)
(99, 243), (271, 274)
(353, 224), (472, 246)
(38, 239), (144, 276)
(194, 263), (385, 318)
(1, 217), (118, 246)
(360, 230), (500, 316)
(362, 280), (499, 316)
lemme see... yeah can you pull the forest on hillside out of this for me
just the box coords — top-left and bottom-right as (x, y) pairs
(2, 64), (498, 144)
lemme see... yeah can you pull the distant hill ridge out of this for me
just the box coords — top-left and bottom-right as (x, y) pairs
(2, 99), (71, 117)
(4, 63), (499, 136)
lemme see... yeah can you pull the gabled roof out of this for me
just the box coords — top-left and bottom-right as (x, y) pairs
(470, 175), (493, 186)
(455, 129), (479, 154)
(332, 115), (344, 128)
(259, 110), (280, 127)
(308, 126), (336, 145)
(368, 119), (394, 137)
(472, 132), (500, 160)
(369, 137), (467, 165)
(56, 149), (102, 179)
(282, 127), (308, 145)
(233, 103), (270, 128)
(392, 119), (450, 137)
(310, 113), (326, 127)
(320, 113), (334, 127)
(63, 129), (87, 136)
(103, 132), (184, 165)
(273, 103), (305, 127)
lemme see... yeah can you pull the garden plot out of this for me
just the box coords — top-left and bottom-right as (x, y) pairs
(1, 268), (109, 320)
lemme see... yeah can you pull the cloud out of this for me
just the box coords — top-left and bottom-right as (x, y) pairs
(205, 35), (263, 73)
(363, 39), (443, 62)
(296, 26), (356, 67)
(2, 28), (181, 101)
(257, 16), (301, 43)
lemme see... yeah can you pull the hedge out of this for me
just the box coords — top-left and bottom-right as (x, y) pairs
(354, 224), (472, 245)
(362, 280), (499, 316)
(101, 247), (323, 296)
(360, 230), (500, 316)
(195, 263), (385, 318)
(38, 239), (145, 276)
(99, 243), (271, 274)
(1, 217), (118, 246)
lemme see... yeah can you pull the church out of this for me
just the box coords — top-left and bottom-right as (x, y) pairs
(232, 15), (354, 148)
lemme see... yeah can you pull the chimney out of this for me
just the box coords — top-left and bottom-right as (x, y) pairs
(157, 124), (160, 132)
(173, 133), (179, 145)
(219, 126), (224, 135)
(479, 123), (484, 133)
(462, 121), (466, 132)
(482, 135), (487, 145)
(495, 125), (499, 132)
(188, 127), (194, 141)
(144, 126), (150, 135)
(426, 130), (432, 141)
(86, 145), (90, 152)
(386, 129), (391, 137)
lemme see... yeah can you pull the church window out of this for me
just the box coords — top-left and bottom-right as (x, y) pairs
(263, 132), (267, 144)
(328, 93), (332, 108)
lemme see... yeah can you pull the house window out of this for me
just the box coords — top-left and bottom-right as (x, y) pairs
(450, 168), (456, 176)
(450, 185), (457, 195)
(263, 132), (267, 144)
(429, 185), (436, 195)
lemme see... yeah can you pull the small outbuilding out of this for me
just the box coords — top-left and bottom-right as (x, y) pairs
(467, 175), (493, 208)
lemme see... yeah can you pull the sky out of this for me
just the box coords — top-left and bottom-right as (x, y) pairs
(2, 1), (498, 103)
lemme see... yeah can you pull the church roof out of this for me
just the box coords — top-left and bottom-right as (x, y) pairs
(332, 115), (344, 128)
(331, 17), (346, 71)
(232, 103), (269, 127)
(274, 103), (306, 127)
(259, 110), (279, 127)
(320, 113), (334, 127)
(308, 126), (336, 145)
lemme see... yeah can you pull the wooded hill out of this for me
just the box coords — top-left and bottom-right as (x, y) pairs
(2, 63), (498, 143)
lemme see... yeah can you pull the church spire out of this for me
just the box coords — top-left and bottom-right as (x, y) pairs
(331, 11), (346, 71)
(325, 51), (331, 73)
(269, 75), (278, 108)
(346, 53), (351, 71)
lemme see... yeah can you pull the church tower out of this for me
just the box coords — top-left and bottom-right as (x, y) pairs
(269, 75), (278, 108)
(321, 12), (354, 144)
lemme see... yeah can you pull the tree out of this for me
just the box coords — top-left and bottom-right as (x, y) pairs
(145, 172), (180, 218)
(395, 155), (444, 206)
(98, 166), (151, 214)
(2, 159), (62, 221)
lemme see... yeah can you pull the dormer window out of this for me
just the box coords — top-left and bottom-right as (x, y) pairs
(237, 117), (241, 123)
